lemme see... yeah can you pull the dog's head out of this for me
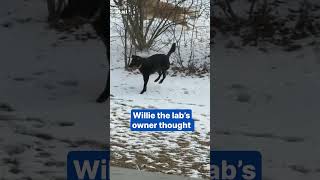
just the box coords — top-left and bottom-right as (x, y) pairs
(128, 55), (143, 69)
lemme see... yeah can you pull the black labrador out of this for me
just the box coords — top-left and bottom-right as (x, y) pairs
(129, 43), (176, 94)
(60, 0), (110, 103)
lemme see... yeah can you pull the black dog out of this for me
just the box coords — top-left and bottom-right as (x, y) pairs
(60, 0), (110, 103)
(129, 43), (176, 94)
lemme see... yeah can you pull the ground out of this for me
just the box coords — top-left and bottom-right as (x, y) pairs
(1, 0), (319, 180)
(109, 0), (210, 179)
(214, 34), (320, 180)
(0, 0), (107, 179)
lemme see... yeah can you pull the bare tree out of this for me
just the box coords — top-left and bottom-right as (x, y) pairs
(215, 0), (238, 21)
(114, 0), (195, 50)
(47, 0), (66, 21)
(248, 0), (258, 19)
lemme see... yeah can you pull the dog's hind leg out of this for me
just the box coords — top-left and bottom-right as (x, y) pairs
(140, 74), (149, 94)
(96, 76), (109, 102)
(159, 71), (167, 84)
(154, 71), (162, 82)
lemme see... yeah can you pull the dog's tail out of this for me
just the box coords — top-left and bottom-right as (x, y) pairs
(167, 43), (176, 57)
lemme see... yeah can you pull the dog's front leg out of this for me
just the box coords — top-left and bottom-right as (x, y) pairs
(154, 72), (162, 82)
(96, 74), (109, 103)
(140, 74), (149, 94)
(159, 71), (166, 84)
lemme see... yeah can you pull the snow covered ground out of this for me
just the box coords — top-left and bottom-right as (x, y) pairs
(0, 0), (207, 179)
(110, 167), (202, 180)
(0, 0), (108, 179)
(213, 34), (320, 180)
(110, 0), (210, 179)
(3, 0), (319, 179)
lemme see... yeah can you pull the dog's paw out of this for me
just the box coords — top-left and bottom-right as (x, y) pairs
(96, 96), (108, 103)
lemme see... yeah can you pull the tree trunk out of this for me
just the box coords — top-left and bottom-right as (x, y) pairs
(47, 0), (56, 20)
(225, 0), (238, 21)
(249, 0), (257, 20)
